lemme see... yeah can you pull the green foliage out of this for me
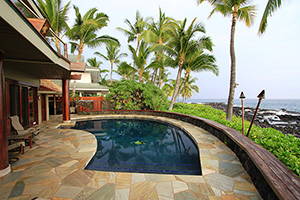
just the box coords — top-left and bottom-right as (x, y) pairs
(165, 103), (300, 177)
(105, 80), (169, 110)
(69, 92), (80, 101)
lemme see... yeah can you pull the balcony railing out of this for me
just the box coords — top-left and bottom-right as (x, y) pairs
(11, 0), (68, 59)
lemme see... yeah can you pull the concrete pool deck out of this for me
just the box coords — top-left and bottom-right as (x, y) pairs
(0, 115), (262, 199)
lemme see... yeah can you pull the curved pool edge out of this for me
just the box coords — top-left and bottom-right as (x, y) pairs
(0, 114), (262, 199)
(77, 110), (300, 200)
(71, 115), (208, 175)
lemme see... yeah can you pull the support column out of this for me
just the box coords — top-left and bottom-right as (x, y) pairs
(53, 95), (57, 115)
(62, 79), (70, 121)
(0, 51), (10, 177)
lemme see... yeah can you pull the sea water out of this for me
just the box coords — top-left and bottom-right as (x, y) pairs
(188, 99), (300, 113)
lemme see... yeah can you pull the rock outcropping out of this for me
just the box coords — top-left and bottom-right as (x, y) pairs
(205, 103), (300, 138)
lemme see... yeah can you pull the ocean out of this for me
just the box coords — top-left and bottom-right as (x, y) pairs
(187, 99), (300, 114)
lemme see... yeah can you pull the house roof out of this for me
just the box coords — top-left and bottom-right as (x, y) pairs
(0, 0), (71, 79)
(50, 80), (109, 92)
(39, 79), (62, 93)
(69, 82), (109, 92)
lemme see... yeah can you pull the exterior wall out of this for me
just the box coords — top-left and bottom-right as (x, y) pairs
(4, 67), (40, 87)
(76, 73), (91, 83)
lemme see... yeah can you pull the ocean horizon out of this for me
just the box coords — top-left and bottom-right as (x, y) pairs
(186, 99), (300, 113)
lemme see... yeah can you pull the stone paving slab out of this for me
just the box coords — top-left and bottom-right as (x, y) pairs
(0, 115), (262, 199)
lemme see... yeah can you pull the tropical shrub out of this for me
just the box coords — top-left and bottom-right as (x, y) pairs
(105, 80), (169, 110)
(166, 103), (300, 177)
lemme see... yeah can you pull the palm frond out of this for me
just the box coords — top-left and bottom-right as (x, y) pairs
(259, 0), (282, 35)
(237, 5), (257, 27)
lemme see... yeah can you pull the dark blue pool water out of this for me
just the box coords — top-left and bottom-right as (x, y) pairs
(73, 119), (201, 175)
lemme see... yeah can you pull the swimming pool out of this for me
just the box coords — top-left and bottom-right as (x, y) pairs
(73, 118), (201, 175)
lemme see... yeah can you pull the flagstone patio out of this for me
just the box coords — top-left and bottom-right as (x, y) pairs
(0, 115), (262, 199)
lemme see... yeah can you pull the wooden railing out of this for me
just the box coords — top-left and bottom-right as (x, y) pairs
(75, 97), (104, 112)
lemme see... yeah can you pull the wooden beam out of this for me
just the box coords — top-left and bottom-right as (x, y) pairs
(70, 63), (86, 73)
(70, 74), (82, 80)
(27, 18), (50, 38)
(0, 51), (9, 175)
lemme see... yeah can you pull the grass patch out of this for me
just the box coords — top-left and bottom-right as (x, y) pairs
(165, 103), (300, 177)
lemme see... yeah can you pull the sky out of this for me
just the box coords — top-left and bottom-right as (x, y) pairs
(66, 0), (300, 99)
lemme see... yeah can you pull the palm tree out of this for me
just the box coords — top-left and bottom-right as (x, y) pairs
(161, 18), (209, 110)
(197, 0), (256, 120)
(143, 8), (175, 85)
(95, 43), (127, 84)
(67, 6), (119, 95)
(117, 11), (148, 79)
(162, 81), (174, 97)
(180, 75), (199, 103)
(259, 0), (283, 35)
(87, 57), (102, 68)
(117, 11), (148, 53)
(128, 41), (152, 82)
(116, 62), (136, 80)
(67, 5), (119, 63)
(36, 0), (70, 54)
(159, 69), (171, 89)
(177, 49), (218, 99)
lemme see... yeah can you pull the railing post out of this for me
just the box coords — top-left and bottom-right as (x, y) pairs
(64, 43), (68, 59)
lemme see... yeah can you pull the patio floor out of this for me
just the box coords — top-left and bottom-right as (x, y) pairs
(0, 115), (262, 200)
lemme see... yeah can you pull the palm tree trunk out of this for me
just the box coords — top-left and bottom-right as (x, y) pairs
(158, 68), (162, 88)
(153, 68), (158, 85)
(132, 35), (141, 80)
(72, 48), (83, 97)
(110, 60), (113, 84)
(168, 61), (183, 110)
(175, 71), (189, 101)
(139, 70), (144, 82)
(226, 14), (237, 121)
(151, 68), (157, 84)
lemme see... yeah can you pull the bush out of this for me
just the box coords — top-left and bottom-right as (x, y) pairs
(165, 103), (300, 177)
(105, 80), (169, 110)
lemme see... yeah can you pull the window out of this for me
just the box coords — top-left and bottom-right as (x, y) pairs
(8, 81), (37, 127)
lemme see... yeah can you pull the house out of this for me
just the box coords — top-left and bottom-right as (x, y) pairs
(69, 66), (109, 97)
(39, 79), (63, 122)
(0, 0), (85, 176)
(68, 55), (110, 97)
(37, 55), (109, 120)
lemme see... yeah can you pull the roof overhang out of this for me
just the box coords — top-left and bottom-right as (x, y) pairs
(0, 0), (70, 79)
(70, 63), (86, 73)
(70, 74), (82, 80)
(73, 88), (109, 92)
(39, 85), (61, 94)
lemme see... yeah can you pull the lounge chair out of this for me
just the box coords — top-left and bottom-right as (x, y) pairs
(8, 141), (25, 153)
(8, 141), (25, 163)
(7, 115), (39, 152)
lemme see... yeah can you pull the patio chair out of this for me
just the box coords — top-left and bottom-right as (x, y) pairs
(8, 141), (25, 154)
(8, 141), (25, 163)
(7, 115), (39, 152)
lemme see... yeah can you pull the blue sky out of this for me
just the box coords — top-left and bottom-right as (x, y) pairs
(67, 0), (300, 99)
